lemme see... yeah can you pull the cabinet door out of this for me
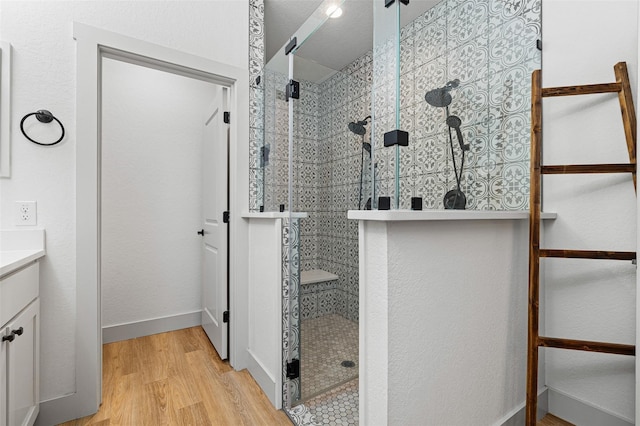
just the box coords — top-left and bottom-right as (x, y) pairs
(6, 299), (39, 426)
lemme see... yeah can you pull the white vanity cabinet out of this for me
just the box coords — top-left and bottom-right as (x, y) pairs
(0, 261), (40, 426)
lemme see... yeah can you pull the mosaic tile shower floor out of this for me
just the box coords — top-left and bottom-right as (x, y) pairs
(286, 314), (359, 425)
(288, 379), (359, 426)
(300, 314), (359, 399)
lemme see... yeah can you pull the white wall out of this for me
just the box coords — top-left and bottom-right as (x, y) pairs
(101, 58), (216, 329)
(542, 0), (637, 422)
(246, 217), (283, 408)
(0, 0), (248, 404)
(358, 216), (532, 425)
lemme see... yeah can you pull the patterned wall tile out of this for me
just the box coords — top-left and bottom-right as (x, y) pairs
(488, 111), (531, 165)
(414, 55), (447, 106)
(414, 15), (447, 68)
(447, 0), (489, 49)
(448, 38), (489, 84)
(488, 60), (535, 119)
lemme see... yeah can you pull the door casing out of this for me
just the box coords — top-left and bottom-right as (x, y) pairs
(71, 22), (250, 422)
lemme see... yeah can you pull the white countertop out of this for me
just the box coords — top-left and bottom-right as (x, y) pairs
(0, 249), (45, 277)
(347, 210), (557, 221)
(0, 229), (46, 277)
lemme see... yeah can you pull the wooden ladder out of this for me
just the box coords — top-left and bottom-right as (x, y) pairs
(526, 62), (637, 425)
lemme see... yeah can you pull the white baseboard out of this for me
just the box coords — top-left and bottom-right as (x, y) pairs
(102, 310), (202, 343)
(495, 388), (548, 426)
(35, 392), (80, 426)
(247, 349), (281, 409)
(548, 388), (633, 426)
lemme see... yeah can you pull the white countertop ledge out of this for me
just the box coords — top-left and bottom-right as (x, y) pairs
(241, 211), (308, 219)
(0, 250), (45, 277)
(0, 229), (46, 277)
(347, 210), (557, 221)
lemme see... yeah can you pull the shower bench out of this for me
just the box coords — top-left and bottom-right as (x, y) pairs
(300, 269), (339, 320)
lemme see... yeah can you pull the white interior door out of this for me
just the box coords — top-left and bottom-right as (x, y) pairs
(201, 86), (229, 359)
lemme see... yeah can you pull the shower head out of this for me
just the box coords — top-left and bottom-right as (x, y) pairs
(348, 116), (371, 136)
(425, 79), (460, 108)
(348, 121), (367, 135)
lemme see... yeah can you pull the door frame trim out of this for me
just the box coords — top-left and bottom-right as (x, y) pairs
(73, 22), (249, 419)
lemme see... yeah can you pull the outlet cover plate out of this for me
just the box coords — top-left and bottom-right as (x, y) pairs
(15, 201), (37, 226)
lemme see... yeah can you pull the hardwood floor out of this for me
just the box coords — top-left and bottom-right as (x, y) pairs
(538, 414), (574, 425)
(58, 327), (291, 426)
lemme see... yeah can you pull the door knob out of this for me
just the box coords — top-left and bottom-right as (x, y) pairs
(197, 229), (205, 236)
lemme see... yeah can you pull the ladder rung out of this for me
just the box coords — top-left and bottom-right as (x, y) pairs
(538, 337), (635, 356)
(539, 249), (636, 260)
(541, 163), (636, 175)
(542, 82), (621, 97)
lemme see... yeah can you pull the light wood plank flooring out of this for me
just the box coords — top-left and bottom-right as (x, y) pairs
(539, 414), (574, 425)
(58, 327), (291, 426)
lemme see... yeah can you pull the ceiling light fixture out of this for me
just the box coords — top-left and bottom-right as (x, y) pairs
(326, 5), (343, 18)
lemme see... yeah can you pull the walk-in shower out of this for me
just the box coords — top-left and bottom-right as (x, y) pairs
(251, 0), (541, 423)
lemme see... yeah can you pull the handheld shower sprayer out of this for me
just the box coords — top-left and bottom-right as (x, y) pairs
(445, 115), (469, 152)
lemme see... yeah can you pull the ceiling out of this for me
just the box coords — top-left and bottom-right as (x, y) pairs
(264, 0), (443, 81)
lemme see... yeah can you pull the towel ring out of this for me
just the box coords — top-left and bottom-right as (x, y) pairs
(20, 110), (65, 146)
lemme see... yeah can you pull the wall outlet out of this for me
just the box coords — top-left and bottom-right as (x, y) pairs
(15, 201), (37, 226)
